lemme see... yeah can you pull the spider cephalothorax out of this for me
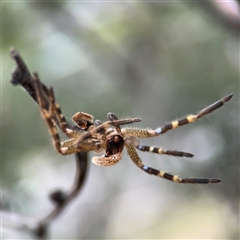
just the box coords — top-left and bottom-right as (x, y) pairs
(33, 72), (233, 184)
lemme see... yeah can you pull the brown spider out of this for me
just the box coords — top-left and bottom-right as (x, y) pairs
(33, 72), (233, 184)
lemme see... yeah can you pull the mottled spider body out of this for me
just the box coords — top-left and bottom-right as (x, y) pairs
(33, 72), (233, 184)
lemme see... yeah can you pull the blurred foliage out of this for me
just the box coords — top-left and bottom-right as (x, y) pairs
(2, 1), (239, 239)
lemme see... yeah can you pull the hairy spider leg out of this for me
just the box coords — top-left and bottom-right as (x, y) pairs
(47, 87), (69, 135)
(135, 144), (194, 158)
(33, 72), (63, 154)
(34, 76), (71, 137)
(36, 82), (73, 138)
(124, 137), (221, 184)
(123, 94), (233, 138)
(60, 138), (100, 155)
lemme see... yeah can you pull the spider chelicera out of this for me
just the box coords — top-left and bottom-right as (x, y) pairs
(33, 72), (233, 184)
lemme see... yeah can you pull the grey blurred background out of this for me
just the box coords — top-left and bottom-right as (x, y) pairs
(2, 1), (239, 239)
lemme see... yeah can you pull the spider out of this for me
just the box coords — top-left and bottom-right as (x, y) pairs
(33, 72), (233, 184)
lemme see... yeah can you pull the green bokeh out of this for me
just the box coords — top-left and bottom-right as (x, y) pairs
(2, 2), (239, 239)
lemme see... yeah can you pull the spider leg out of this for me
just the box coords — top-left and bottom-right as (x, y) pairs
(123, 94), (233, 138)
(61, 138), (101, 155)
(124, 137), (221, 184)
(33, 73), (64, 155)
(135, 144), (194, 158)
(38, 78), (81, 140)
(46, 86), (80, 140)
(48, 87), (69, 135)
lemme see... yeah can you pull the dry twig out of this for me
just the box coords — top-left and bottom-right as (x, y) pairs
(1, 48), (89, 239)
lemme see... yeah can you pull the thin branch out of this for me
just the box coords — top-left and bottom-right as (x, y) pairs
(2, 48), (89, 239)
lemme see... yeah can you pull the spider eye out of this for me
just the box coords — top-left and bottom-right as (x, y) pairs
(107, 112), (118, 121)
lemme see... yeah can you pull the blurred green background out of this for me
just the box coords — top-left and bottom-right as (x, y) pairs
(2, 1), (239, 239)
